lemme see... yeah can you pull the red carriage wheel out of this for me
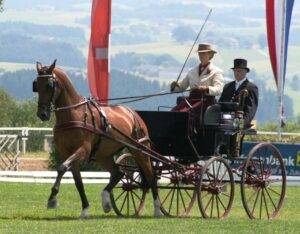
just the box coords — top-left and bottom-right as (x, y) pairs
(155, 157), (198, 217)
(197, 157), (234, 219)
(241, 142), (286, 219)
(110, 153), (147, 217)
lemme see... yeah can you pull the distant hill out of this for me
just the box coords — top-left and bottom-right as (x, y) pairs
(0, 33), (85, 68)
(0, 22), (86, 46)
(0, 68), (294, 123)
(0, 68), (175, 110)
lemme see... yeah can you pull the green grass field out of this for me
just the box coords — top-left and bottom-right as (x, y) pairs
(0, 183), (299, 233)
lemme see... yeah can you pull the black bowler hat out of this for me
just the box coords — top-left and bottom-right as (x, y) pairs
(231, 58), (250, 72)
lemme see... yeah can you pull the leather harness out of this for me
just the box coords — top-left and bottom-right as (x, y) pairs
(34, 72), (149, 161)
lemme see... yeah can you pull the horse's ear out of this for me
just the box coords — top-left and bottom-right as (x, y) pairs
(36, 62), (42, 72)
(48, 59), (57, 73)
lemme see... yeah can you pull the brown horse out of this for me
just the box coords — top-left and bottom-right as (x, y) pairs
(34, 60), (163, 218)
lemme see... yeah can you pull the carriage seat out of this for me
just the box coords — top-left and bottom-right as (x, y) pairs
(203, 102), (241, 131)
(203, 104), (221, 125)
(204, 102), (240, 125)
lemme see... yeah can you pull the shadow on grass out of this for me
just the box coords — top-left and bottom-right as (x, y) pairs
(0, 214), (176, 221)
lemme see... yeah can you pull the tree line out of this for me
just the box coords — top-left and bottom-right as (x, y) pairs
(0, 21), (86, 68)
(0, 68), (296, 125)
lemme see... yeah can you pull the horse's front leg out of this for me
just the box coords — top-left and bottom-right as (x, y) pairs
(47, 166), (65, 209)
(47, 147), (89, 213)
(71, 164), (90, 219)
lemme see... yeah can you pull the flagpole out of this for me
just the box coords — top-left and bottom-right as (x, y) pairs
(278, 0), (286, 139)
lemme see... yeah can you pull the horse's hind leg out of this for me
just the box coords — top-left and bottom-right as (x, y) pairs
(130, 151), (164, 217)
(71, 164), (90, 219)
(98, 158), (124, 213)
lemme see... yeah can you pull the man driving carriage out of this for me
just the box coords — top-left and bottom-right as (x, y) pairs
(170, 43), (224, 112)
(169, 43), (224, 131)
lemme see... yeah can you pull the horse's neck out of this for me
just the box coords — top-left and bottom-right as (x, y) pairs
(54, 73), (83, 124)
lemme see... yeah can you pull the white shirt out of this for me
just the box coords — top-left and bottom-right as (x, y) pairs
(235, 77), (247, 91)
(177, 63), (224, 96)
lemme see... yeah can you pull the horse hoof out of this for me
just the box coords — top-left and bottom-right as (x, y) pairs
(79, 207), (89, 219)
(154, 209), (164, 217)
(153, 198), (164, 217)
(47, 199), (58, 209)
(101, 190), (112, 213)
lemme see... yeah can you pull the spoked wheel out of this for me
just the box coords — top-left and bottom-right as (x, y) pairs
(110, 153), (147, 217)
(197, 157), (234, 219)
(241, 142), (286, 219)
(155, 158), (198, 217)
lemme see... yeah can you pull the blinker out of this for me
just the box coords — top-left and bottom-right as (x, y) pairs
(48, 80), (54, 89)
(33, 79), (38, 92)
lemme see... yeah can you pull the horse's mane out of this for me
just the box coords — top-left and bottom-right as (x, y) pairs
(53, 67), (79, 93)
(52, 67), (82, 101)
(53, 67), (69, 83)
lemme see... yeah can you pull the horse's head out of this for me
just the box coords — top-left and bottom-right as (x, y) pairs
(33, 59), (60, 121)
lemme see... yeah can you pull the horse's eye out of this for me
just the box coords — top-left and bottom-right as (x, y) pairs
(33, 79), (38, 92)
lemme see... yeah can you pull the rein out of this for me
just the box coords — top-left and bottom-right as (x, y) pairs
(51, 99), (89, 112)
(97, 89), (192, 105)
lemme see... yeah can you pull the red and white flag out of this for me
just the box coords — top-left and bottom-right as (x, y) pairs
(266, 0), (294, 129)
(87, 0), (112, 104)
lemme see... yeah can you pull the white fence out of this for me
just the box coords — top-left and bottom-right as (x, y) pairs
(0, 127), (53, 154)
(0, 171), (110, 184)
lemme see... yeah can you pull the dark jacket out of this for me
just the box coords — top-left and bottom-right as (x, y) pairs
(219, 79), (258, 127)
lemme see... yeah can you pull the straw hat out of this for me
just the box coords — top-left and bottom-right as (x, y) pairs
(197, 43), (217, 54)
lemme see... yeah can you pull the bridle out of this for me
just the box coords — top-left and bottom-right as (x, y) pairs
(33, 73), (91, 113)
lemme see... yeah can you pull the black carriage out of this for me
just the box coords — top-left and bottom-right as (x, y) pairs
(110, 99), (286, 219)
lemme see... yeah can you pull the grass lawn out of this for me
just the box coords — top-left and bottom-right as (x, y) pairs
(0, 183), (299, 233)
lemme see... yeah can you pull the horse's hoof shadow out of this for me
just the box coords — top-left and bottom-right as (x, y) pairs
(47, 199), (58, 209)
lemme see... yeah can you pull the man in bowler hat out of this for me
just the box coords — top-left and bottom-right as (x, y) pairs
(219, 58), (258, 128)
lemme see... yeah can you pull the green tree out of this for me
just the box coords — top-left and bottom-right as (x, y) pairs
(12, 99), (54, 127)
(0, 88), (17, 126)
(0, 0), (3, 12)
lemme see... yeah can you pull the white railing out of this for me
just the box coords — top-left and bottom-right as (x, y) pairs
(0, 127), (53, 154)
(0, 171), (170, 184)
(257, 131), (300, 136)
(0, 171), (297, 184)
(0, 171), (110, 184)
